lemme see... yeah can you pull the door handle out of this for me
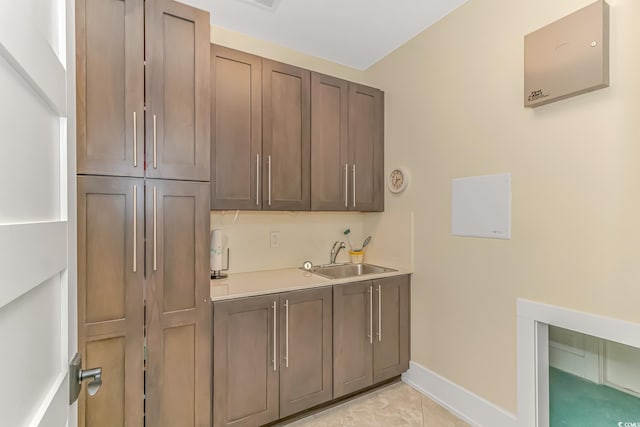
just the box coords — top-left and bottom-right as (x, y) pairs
(352, 164), (356, 208)
(153, 186), (157, 271)
(285, 299), (289, 368)
(268, 155), (272, 206)
(256, 154), (260, 206)
(69, 353), (102, 404)
(344, 163), (348, 208)
(133, 111), (138, 167)
(377, 285), (382, 342)
(153, 114), (158, 169)
(368, 285), (373, 344)
(133, 184), (137, 273)
(272, 301), (277, 371)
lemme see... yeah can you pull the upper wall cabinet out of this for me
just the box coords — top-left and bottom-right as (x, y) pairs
(262, 60), (311, 211)
(310, 73), (349, 211)
(210, 46), (262, 210)
(311, 76), (384, 212)
(210, 48), (384, 212)
(146, 0), (210, 181)
(77, 0), (210, 182)
(76, 0), (144, 177)
(348, 83), (384, 212)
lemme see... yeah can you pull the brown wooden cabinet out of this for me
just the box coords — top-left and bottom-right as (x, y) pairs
(210, 45), (262, 210)
(77, 0), (210, 181)
(262, 59), (311, 211)
(310, 77), (384, 212)
(145, 179), (211, 427)
(145, 0), (210, 181)
(333, 280), (374, 397)
(213, 295), (280, 427)
(279, 287), (333, 417)
(310, 73), (349, 211)
(76, 1), (211, 425)
(77, 176), (144, 426)
(333, 275), (409, 398)
(213, 287), (333, 426)
(373, 275), (410, 382)
(76, 0), (144, 177)
(210, 50), (384, 212)
(348, 83), (384, 212)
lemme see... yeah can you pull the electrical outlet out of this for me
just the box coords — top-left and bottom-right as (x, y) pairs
(269, 231), (280, 248)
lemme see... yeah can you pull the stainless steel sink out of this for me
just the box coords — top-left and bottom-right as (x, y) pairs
(307, 263), (397, 280)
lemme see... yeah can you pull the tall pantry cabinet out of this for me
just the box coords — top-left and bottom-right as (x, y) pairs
(76, 0), (211, 425)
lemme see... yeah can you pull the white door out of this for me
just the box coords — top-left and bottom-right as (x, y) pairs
(0, 0), (77, 426)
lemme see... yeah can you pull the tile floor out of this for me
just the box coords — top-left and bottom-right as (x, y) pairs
(282, 382), (470, 427)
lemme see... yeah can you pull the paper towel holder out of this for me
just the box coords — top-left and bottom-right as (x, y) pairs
(211, 248), (230, 280)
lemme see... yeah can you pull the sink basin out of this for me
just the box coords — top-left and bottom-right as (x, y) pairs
(307, 263), (397, 280)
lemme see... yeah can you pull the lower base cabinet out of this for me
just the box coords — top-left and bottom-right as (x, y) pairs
(334, 275), (410, 397)
(212, 275), (410, 426)
(213, 287), (333, 426)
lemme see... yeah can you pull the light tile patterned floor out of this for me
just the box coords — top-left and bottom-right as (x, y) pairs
(281, 382), (470, 427)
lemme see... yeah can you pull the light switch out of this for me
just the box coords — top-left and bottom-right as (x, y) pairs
(270, 231), (280, 248)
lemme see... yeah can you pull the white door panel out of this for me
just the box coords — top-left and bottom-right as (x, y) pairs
(0, 0), (75, 425)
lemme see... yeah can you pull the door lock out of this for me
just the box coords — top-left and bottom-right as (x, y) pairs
(69, 353), (103, 404)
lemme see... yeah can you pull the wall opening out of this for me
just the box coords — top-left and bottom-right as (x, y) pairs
(517, 299), (640, 427)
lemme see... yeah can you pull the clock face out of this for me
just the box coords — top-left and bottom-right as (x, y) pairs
(388, 168), (409, 193)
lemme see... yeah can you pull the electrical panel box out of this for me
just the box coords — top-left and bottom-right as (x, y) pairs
(524, 0), (609, 108)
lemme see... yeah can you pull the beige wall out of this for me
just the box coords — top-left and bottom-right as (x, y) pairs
(211, 26), (365, 83)
(364, 0), (640, 413)
(209, 26), (370, 273)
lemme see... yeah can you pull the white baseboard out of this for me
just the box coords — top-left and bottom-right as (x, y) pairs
(402, 361), (517, 427)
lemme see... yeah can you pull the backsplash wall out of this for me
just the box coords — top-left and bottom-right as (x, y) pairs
(211, 211), (366, 273)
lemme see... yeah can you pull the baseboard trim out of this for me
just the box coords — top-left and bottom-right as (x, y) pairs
(402, 361), (517, 427)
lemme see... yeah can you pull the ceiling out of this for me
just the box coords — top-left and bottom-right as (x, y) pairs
(180, 0), (469, 70)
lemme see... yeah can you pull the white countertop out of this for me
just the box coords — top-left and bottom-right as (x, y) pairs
(210, 264), (412, 301)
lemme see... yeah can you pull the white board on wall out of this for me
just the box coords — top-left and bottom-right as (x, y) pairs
(451, 173), (511, 239)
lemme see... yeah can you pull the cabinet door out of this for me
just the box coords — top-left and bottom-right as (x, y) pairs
(76, 0), (144, 177)
(348, 83), (384, 212)
(333, 281), (374, 397)
(373, 275), (410, 383)
(262, 60), (311, 210)
(311, 73), (349, 211)
(213, 295), (280, 427)
(77, 176), (144, 426)
(145, 180), (211, 427)
(146, 0), (210, 181)
(279, 287), (333, 417)
(211, 45), (262, 210)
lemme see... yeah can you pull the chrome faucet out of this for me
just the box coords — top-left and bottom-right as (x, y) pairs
(330, 241), (346, 264)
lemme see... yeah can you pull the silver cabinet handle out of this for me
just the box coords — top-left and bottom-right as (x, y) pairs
(285, 299), (289, 368)
(368, 285), (373, 344)
(153, 114), (157, 169)
(153, 186), (157, 271)
(133, 112), (138, 167)
(133, 185), (137, 273)
(377, 285), (382, 342)
(352, 164), (356, 208)
(268, 155), (272, 206)
(272, 301), (277, 371)
(256, 154), (260, 206)
(344, 164), (348, 208)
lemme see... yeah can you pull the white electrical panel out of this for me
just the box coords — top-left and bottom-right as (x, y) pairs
(451, 173), (511, 240)
(524, 0), (609, 108)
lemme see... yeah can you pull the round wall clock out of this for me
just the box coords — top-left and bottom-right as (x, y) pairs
(388, 168), (409, 193)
